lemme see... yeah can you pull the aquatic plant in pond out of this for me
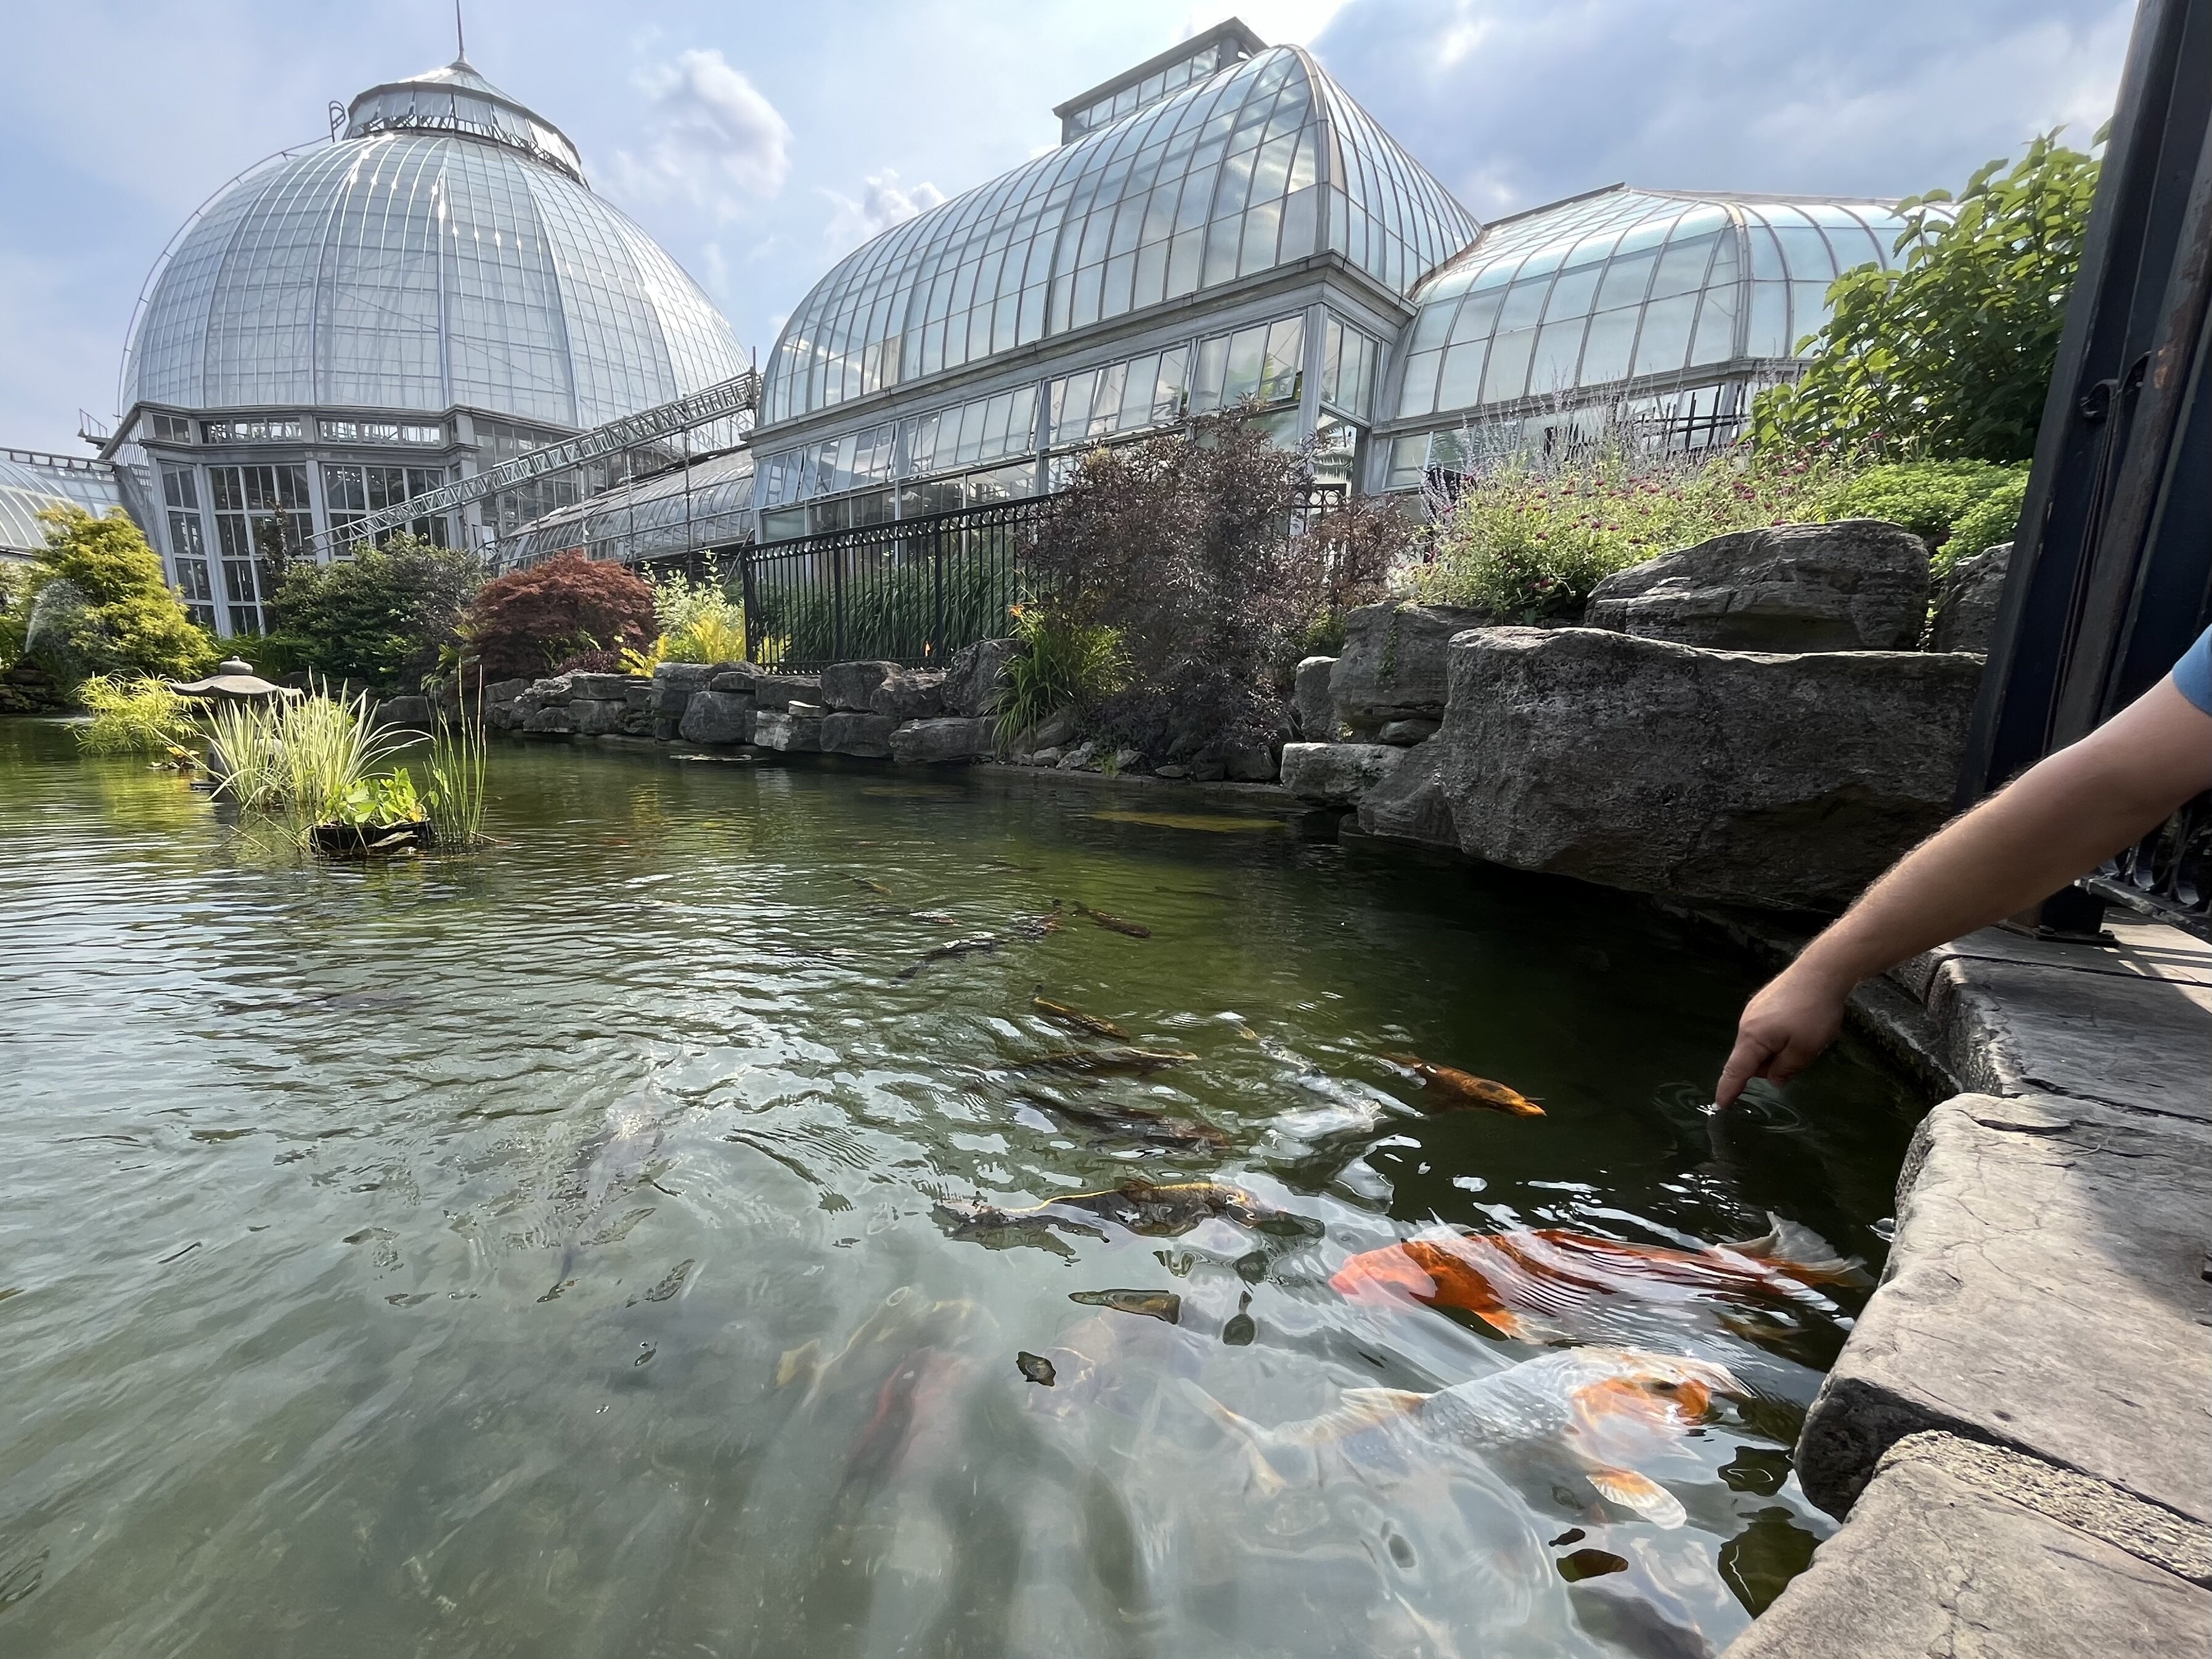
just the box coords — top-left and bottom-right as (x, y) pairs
(195, 683), (432, 846)
(422, 698), (489, 849)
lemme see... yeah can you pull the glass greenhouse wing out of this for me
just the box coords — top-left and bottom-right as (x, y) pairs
(500, 448), (756, 569)
(0, 452), (124, 556)
(761, 46), (1475, 425)
(1388, 186), (1939, 423)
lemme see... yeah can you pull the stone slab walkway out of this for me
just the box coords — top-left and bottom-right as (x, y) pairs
(1723, 915), (2212, 1655)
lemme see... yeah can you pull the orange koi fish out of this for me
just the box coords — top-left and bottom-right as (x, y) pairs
(1330, 1216), (1869, 1337)
(1384, 1054), (1544, 1117)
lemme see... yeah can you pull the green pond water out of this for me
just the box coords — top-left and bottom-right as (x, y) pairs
(0, 720), (1925, 1659)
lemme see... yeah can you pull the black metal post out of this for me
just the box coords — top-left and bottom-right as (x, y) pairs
(1962, 0), (2212, 794)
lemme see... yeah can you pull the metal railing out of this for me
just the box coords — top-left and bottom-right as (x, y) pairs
(735, 482), (1347, 673)
(2093, 793), (2212, 935)
(301, 369), (761, 557)
(738, 494), (1047, 672)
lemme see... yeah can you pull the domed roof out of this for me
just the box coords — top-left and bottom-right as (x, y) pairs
(762, 45), (1475, 425)
(123, 58), (744, 431)
(1388, 185), (1935, 423)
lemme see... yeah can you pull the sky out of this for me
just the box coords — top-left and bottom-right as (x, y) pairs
(0, 0), (2137, 451)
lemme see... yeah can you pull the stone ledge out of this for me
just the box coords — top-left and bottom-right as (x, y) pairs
(1721, 1447), (2211, 1659)
(1877, 1432), (2212, 1586)
(1796, 1091), (2212, 1528)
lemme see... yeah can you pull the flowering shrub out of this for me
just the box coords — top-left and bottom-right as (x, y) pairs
(464, 552), (655, 678)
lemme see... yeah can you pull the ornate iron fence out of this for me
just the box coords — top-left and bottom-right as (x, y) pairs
(730, 483), (1345, 674)
(2093, 793), (2212, 934)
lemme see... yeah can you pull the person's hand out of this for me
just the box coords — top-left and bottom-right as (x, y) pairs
(1715, 960), (1855, 1109)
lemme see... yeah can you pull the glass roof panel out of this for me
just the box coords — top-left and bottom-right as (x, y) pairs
(1389, 186), (1931, 422)
(126, 120), (741, 427)
(761, 46), (1473, 425)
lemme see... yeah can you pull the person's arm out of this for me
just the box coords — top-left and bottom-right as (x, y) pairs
(1715, 674), (2212, 1107)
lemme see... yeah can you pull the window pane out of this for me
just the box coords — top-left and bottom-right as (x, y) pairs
(1632, 294), (1697, 375)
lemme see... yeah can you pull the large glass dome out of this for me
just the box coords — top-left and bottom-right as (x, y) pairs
(123, 57), (743, 431)
(762, 45), (1474, 425)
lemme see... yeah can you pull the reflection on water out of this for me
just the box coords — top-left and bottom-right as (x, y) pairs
(0, 720), (1923, 1658)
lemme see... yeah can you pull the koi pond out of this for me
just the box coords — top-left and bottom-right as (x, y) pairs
(0, 719), (1925, 1659)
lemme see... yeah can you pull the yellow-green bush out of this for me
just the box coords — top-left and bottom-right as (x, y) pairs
(75, 675), (197, 758)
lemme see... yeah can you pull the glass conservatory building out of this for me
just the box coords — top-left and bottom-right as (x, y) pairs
(747, 22), (1477, 542)
(106, 54), (745, 635)
(1371, 185), (1935, 492)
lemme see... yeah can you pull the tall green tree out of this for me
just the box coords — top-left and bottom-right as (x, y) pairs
(29, 506), (214, 683)
(265, 532), (484, 693)
(1754, 133), (2102, 463)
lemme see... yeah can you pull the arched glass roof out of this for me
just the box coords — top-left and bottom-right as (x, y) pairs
(504, 449), (754, 568)
(1389, 186), (1933, 423)
(762, 46), (1474, 425)
(0, 451), (123, 556)
(124, 60), (743, 431)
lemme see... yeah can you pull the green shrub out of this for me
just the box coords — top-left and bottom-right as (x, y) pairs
(1754, 134), (2100, 463)
(0, 562), (31, 669)
(1941, 470), (2030, 571)
(76, 675), (197, 758)
(265, 533), (483, 693)
(621, 567), (749, 671)
(1821, 460), (2029, 574)
(29, 506), (214, 683)
(1410, 448), (1848, 619)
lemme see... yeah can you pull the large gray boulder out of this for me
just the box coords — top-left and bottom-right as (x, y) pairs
(1357, 626), (1983, 911)
(944, 638), (1017, 718)
(1294, 655), (1338, 740)
(571, 698), (627, 737)
(1281, 741), (1403, 806)
(821, 711), (896, 757)
(743, 671), (820, 712)
(753, 709), (820, 752)
(870, 671), (947, 722)
(1330, 602), (1491, 738)
(678, 689), (754, 745)
(1930, 542), (2010, 654)
(821, 660), (898, 712)
(372, 694), (430, 728)
(568, 672), (640, 702)
(650, 662), (716, 716)
(1585, 520), (1929, 653)
(889, 716), (990, 764)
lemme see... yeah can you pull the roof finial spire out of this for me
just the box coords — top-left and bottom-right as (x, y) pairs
(454, 0), (467, 64)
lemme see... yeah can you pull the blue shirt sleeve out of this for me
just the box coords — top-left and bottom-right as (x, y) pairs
(2174, 626), (2212, 715)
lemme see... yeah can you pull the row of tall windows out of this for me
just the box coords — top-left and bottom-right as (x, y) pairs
(158, 460), (452, 635)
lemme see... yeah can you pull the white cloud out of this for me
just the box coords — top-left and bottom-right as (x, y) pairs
(821, 169), (947, 253)
(1310, 0), (2134, 219)
(614, 47), (791, 219)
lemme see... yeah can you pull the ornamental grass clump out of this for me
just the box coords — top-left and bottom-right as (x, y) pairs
(198, 683), (433, 847)
(995, 603), (1127, 748)
(422, 688), (489, 850)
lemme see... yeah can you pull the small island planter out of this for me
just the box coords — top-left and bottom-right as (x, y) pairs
(309, 820), (433, 857)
